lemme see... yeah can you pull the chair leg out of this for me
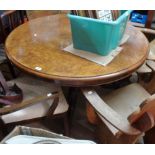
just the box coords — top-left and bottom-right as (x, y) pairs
(63, 113), (69, 136)
(7, 60), (16, 78)
(0, 118), (8, 137)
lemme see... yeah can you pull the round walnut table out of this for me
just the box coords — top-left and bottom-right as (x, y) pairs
(5, 14), (149, 87)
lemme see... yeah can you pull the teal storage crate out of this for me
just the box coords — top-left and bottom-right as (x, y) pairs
(68, 10), (132, 56)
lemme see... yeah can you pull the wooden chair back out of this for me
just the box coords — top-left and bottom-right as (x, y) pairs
(82, 88), (155, 143)
(134, 27), (155, 94)
(0, 91), (59, 137)
(0, 10), (23, 43)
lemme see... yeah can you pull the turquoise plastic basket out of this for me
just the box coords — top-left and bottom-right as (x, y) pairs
(68, 10), (132, 56)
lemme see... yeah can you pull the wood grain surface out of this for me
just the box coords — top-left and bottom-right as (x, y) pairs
(5, 14), (149, 86)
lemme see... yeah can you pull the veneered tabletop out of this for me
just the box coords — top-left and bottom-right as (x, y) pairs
(5, 14), (149, 87)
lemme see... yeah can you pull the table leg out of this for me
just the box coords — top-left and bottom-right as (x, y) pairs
(67, 87), (80, 125)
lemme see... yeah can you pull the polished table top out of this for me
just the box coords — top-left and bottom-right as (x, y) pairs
(5, 14), (149, 87)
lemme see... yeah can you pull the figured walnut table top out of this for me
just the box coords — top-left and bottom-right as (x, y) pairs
(5, 14), (149, 87)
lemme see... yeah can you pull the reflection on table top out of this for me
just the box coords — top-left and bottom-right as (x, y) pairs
(5, 14), (149, 86)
